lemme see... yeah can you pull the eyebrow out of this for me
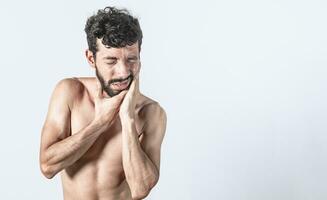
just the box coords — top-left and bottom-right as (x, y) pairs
(127, 56), (138, 59)
(103, 56), (139, 61)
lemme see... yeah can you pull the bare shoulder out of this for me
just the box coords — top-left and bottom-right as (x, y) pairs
(138, 95), (167, 127)
(138, 95), (167, 151)
(55, 77), (84, 92)
(52, 77), (85, 108)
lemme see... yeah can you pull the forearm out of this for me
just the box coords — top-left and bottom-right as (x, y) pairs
(121, 118), (158, 199)
(41, 120), (106, 178)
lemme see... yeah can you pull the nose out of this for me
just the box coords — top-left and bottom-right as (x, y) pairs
(115, 60), (131, 78)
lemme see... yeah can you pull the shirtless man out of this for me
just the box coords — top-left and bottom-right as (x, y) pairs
(39, 7), (167, 200)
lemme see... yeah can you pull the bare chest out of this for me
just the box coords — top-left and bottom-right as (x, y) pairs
(62, 99), (144, 190)
(71, 99), (144, 163)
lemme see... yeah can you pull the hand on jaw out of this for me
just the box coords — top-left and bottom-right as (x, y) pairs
(92, 72), (140, 130)
(119, 72), (140, 123)
(92, 78), (127, 130)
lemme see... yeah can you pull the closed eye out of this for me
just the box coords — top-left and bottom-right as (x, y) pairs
(106, 59), (117, 65)
(106, 61), (116, 65)
(103, 56), (117, 65)
(127, 58), (138, 63)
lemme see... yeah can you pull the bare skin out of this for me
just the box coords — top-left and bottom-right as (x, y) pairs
(39, 41), (167, 200)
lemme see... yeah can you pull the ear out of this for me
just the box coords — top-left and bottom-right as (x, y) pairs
(85, 49), (96, 68)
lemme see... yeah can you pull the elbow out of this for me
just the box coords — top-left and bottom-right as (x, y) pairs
(40, 163), (56, 179)
(131, 174), (159, 200)
(131, 190), (150, 200)
(131, 184), (150, 200)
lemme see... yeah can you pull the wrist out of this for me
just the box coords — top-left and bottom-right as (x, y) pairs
(92, 116), (114, 130)
(120, 116), (135, 130)
(119, 112), (134, 122)
(121, 116), (134, 124)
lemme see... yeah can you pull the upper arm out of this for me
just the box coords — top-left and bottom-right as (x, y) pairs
(39, 78), (81, 164)
(140, 103), (167, 175)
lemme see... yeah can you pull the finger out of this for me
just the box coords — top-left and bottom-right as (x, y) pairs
(119, 90), (128, 97)
(95, 78), (103, 99)
(128, 77), (136, 93)
(115, 90), (128, 100)
(134, 70), (140, 81)
(117, 90), (128, 104)
(135, 73), (139, 92)
(124, 73), (138, 97)
(130, 72), (139, 95)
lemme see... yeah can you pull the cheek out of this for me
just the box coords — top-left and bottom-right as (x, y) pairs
(98, 63), (114, 74)
(97, 67), (115, 81)
(132, 64), (141, 74)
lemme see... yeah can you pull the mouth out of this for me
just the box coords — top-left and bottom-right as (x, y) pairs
(111, 76), (132, 90)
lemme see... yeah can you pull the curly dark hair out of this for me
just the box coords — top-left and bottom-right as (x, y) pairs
(84, 6), (143, 58)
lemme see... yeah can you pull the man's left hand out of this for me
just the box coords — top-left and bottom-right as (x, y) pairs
(119, 73), (140, 121)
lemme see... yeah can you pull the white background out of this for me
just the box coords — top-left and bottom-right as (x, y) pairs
(0, 0), (326, 199)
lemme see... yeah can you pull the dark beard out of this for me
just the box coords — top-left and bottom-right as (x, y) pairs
(95, 67), (134, 97)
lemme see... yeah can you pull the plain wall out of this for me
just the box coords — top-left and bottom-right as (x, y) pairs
(0, 0), (326, 199)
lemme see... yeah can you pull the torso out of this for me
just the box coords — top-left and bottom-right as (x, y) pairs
(60, 77), (156, 200)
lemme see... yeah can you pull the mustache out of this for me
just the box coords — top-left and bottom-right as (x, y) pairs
(108, 74), (133, 85)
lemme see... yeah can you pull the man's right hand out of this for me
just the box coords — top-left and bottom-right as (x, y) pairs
(93, 78), (127, 129)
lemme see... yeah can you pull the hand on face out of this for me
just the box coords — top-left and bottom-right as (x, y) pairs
(93, 78), (128, 128)
(119, 72), (140, 121)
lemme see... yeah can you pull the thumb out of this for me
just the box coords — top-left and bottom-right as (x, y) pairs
(113, 90), (128, 102)
(112, 90), (128, 105)
(117, 90), (128, 99)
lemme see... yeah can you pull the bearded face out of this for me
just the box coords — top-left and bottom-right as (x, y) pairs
(95, 67), (134, 97)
